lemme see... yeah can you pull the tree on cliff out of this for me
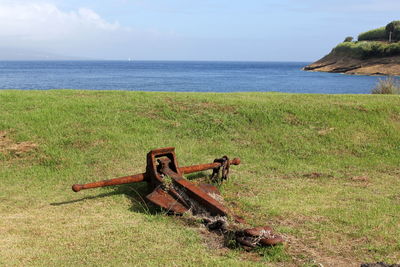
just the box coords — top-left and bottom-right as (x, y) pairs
(386, 21), (400, 42)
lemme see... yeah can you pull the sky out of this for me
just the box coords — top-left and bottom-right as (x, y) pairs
(0, 0), (399, 61)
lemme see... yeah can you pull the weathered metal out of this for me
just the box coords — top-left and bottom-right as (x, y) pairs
(71, 147), (283, 249)
(72, 147), (240, 193)
(240, 226), (285, 247)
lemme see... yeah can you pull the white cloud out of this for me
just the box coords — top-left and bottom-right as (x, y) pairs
(0, 2), (120, 41)
(0, 1), (185, 59)
(0, 1), (138, 58)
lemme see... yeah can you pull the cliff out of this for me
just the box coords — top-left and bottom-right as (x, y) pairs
(304, 21), (400, 76)
(304, 52), (400, 76)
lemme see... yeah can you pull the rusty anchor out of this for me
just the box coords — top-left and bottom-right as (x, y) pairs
(72, 147), (283, 249)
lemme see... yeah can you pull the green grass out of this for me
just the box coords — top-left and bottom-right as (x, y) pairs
(1, 90), (400, 266)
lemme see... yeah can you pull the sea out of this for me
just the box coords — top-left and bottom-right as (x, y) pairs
(0, 60), (384, 94)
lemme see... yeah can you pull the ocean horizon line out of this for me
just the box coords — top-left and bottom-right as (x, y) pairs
(0, 59), (312, 64)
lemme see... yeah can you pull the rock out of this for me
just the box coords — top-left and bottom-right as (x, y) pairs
(304, 53), (400, 76)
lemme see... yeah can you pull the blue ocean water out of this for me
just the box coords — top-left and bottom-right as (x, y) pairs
(0, 60), (382, 94)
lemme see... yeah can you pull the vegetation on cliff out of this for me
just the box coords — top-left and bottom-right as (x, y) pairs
(358, 21), (400, 42)
(333, 21), (400, 59)
(358, 27), (387, 41)
(333, 41), (400, 59)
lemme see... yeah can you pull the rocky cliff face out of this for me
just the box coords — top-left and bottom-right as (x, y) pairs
(304, 52), (400, 76)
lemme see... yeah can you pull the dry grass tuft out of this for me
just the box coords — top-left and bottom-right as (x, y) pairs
(372, 77), (400, 94)
(317, 127), (335, 136)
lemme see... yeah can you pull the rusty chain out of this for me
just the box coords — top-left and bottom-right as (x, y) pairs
(210, 155), (230, 183)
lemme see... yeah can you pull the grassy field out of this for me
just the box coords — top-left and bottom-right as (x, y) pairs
(1, 90), (399, 266)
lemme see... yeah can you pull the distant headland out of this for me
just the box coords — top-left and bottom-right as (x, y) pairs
(304, 21), (400, 76)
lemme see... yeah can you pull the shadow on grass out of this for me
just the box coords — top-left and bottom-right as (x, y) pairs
(50, 183), (162, 214)
(185, 171), (209, 180)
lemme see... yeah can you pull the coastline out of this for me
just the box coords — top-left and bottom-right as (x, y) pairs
(304, 53), (400, 76)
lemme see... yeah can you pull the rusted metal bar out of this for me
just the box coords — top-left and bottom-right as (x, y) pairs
(72, 157), (240, 192)
(72, 173), (145, 192)
(180, 157), (240, 174)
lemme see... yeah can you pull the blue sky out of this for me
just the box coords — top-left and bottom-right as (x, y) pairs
(0, 0), (399, 61)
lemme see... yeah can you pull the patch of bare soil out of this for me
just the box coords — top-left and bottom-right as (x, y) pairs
(317, 128), (335, 136)
(164, 97), (237, 113)
(0, 131), (38, 156)
(278, 215), (360, 267)
(345, 176), (371, 188)
(350, 176), (369, 182)
(186, 221), (267, 264)
(284, 113), (303, 126)
(303, 172), (334, 179)
(285, 234), (359, 267)
(390, 113), (400, 131)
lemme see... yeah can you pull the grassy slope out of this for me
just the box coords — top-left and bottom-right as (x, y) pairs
(1, 90), (399, 266)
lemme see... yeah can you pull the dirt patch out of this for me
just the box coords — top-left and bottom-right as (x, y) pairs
(317, 128), (335, 136)
(137, 98), (236, 122)
(181, 217), (274, 265)
(164, 97), (237, 113)
(390, 113), (400, 131)
(351, 176), (369, 182)
(390, 194), (400, 201)
(303, 172), (334, 179)
(277, 215), (360, 266)
(355, 106), (369, 112)
(285, 233), (359, 267)
(390, 113), (400, 122)
(346, 176), (371, 188)
(196, 225), (229, 252)
(0, 131), (38, 156)
(284, 113), (303, 126)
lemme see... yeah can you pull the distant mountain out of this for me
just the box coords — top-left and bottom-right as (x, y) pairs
(304, 21), (400, 76)
(0, 47), (90, 60)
